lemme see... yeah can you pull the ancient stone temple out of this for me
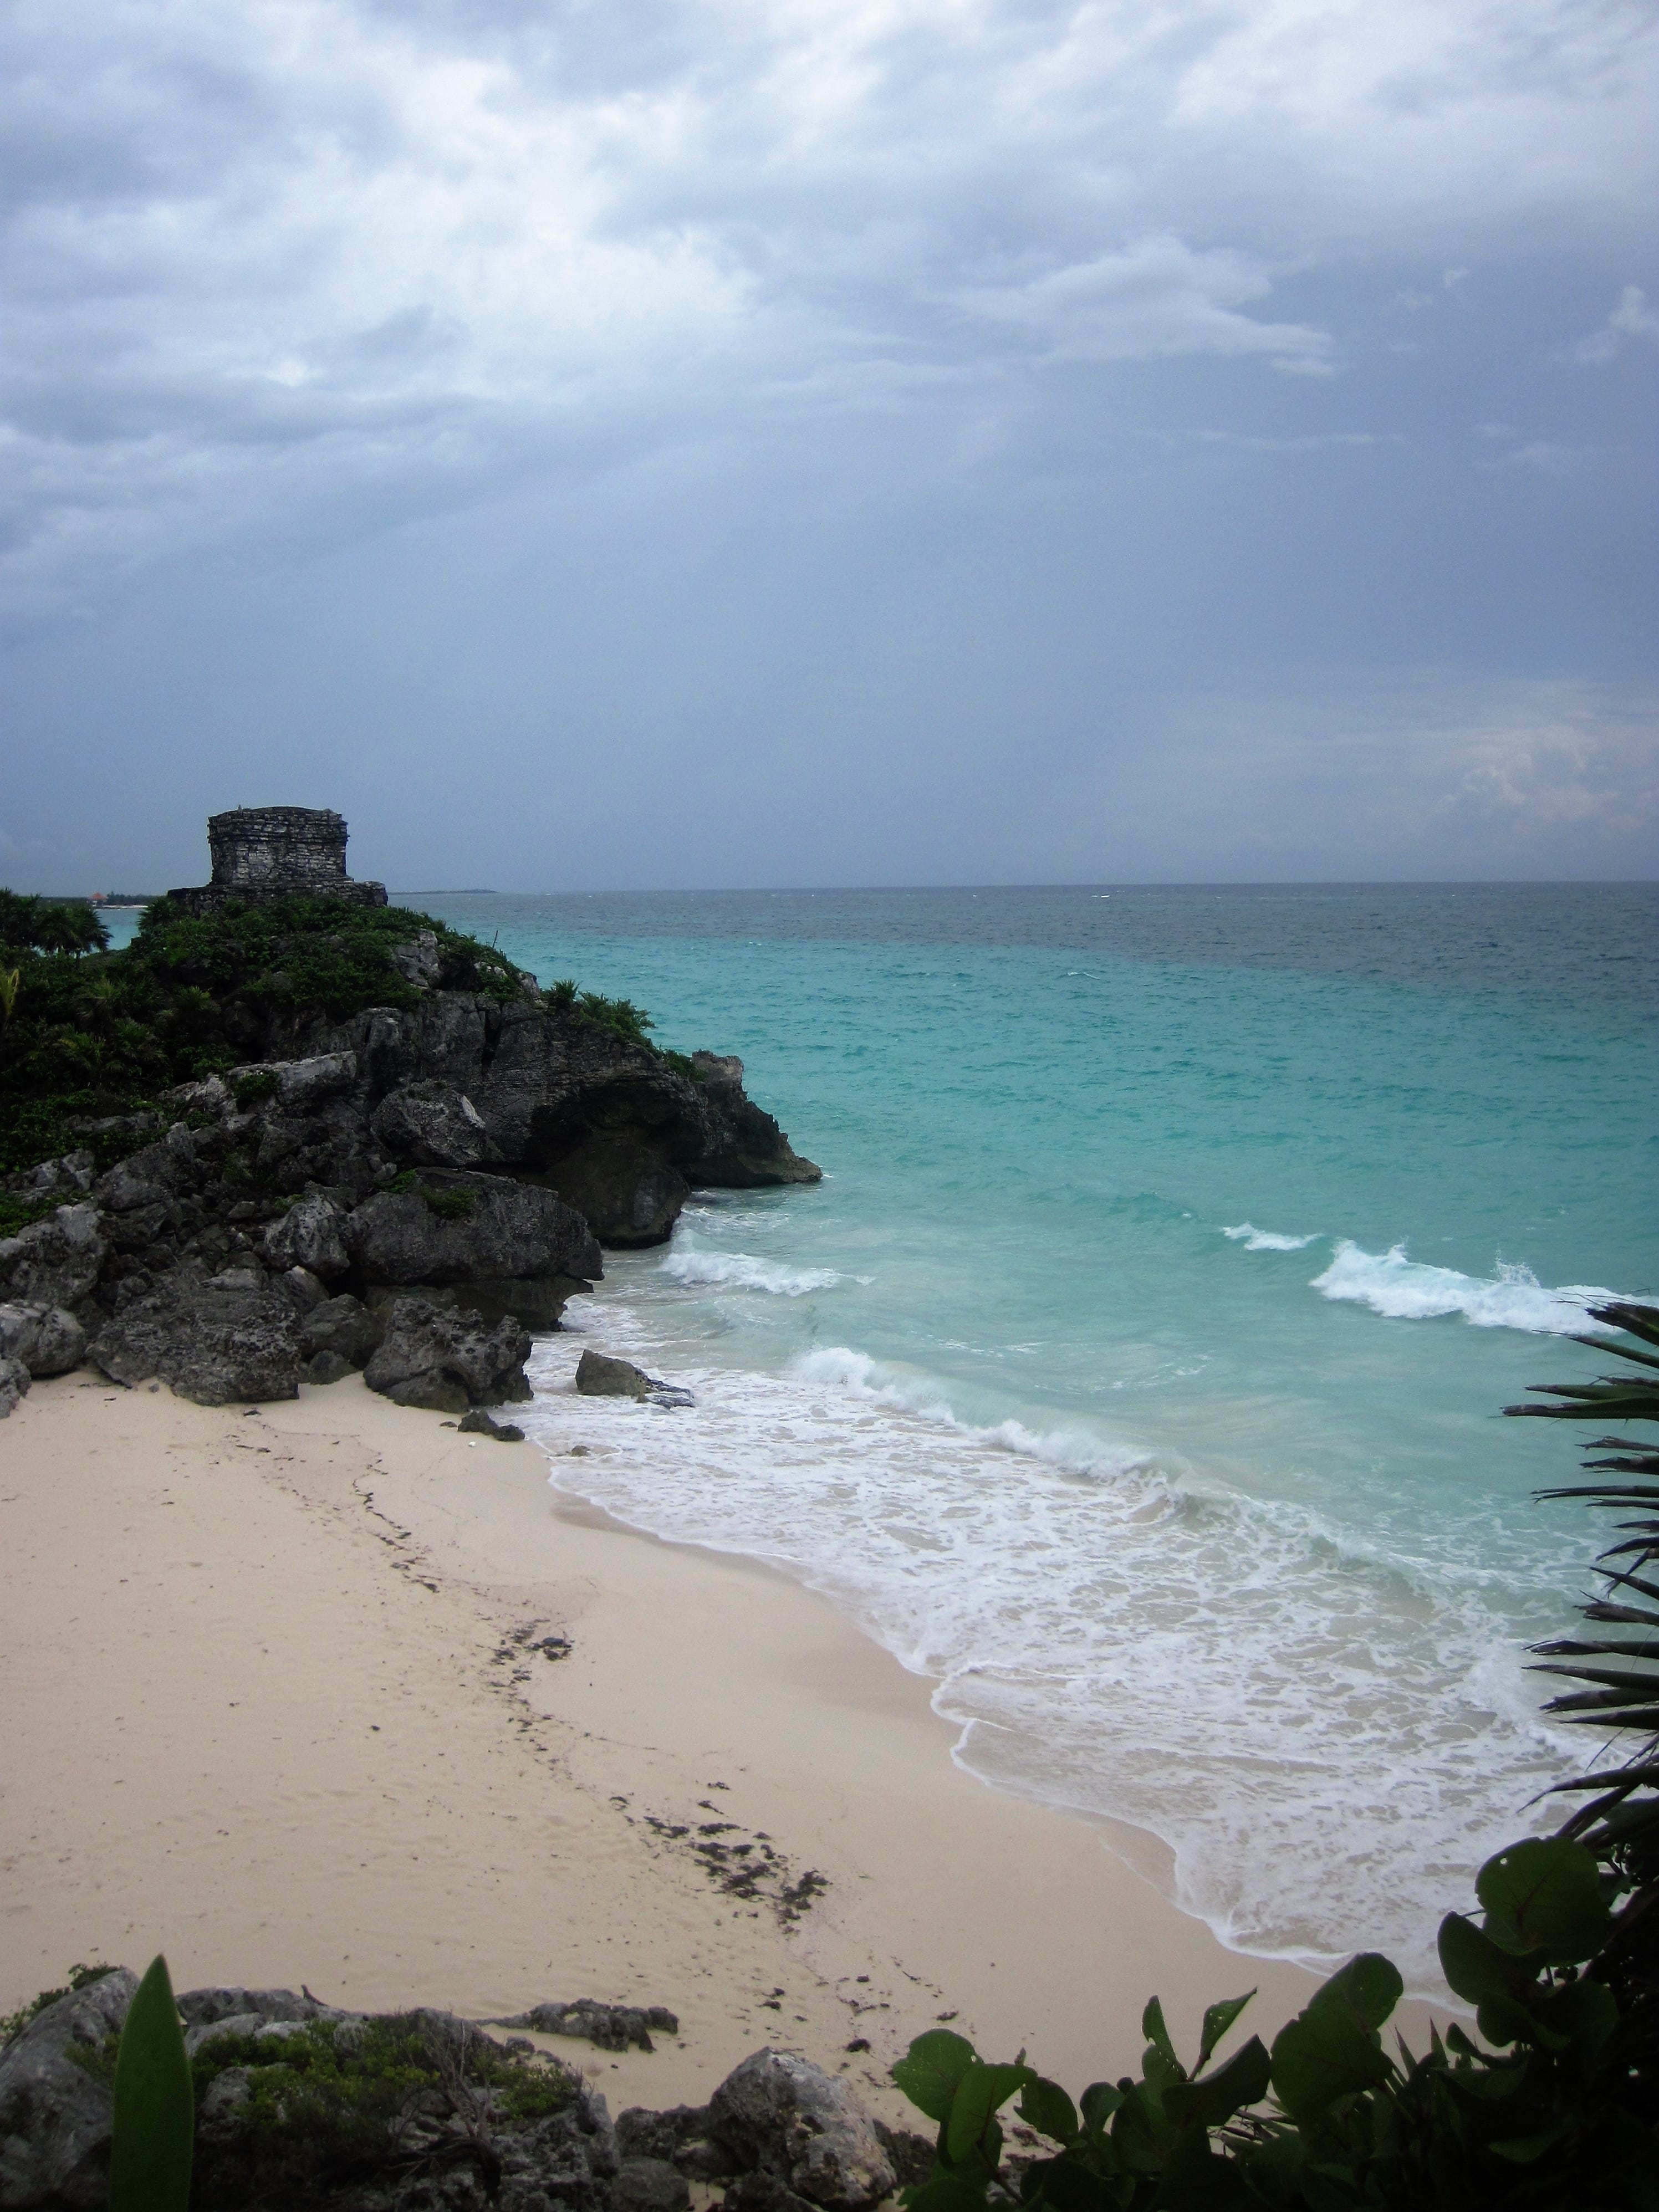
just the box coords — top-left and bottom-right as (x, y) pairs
(167, 807), (387, 914)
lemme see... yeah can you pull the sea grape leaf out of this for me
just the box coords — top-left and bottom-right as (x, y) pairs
(1141, 1998), (1182, 2080)
(1196, 1991), (1255, 2073)
(894, 2032), (981, 2124)
(1437, 1913), (1534, 2008)
(1269, 2007), (1391, 2122)
(947, 2062), (1037, 2165)
(1489, 2125), (1568, 2165)
(902, 2174), (989, 2212)
(1550, 1974), (1619, 2057)
(1111, 2084), (1175, 2174)
(1162, 2037), (1272, 2130)
(1158, 2122), (1252, 2211)
(1017, 2077), (1079, 2145)
(1078, 2082), (1124, 2148)
(1306, 1953), (1403, 2034)
(1476, 1838), (1610, 1964)
(109, 1955), (193, 2212)
(1023, 2150), (1120, 2211)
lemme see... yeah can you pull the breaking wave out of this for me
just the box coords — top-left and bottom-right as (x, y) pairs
(1222, 1223), (1324, 1252)
(1310, 1242), (1626, 1335)
(658, 1244), (845, 1297)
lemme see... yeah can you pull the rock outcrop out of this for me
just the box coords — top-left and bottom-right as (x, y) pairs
(0, 1305), (89, 1380)
(362, 1296), (533, 1413)
(0, 1969), (139, 2208)
(709, 2052), (896, 2211)
(0, 1973), (902, 2212)
(0, 915), (818, 1414)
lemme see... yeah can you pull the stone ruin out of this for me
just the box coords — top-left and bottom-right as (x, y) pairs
(166, 806), (387, 914)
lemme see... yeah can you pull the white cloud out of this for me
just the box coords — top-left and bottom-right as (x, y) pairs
(956, 237), (1335, 374)
(1576, 283), (1659, 362)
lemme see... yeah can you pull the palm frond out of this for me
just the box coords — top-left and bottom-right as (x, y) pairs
(1507, 1299), (1659, 2043)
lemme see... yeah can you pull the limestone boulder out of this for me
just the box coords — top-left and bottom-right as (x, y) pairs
(0, 1304), (85, 1378)
(370, 1079), (501, 1170)
(709, 2052), (895, 2211)
(549, 1132), (688, 1249)
(260, 1191), (351, 1279)
(348, 1174), (600, 1290)
(0, 1205), (106, 1311)
(298, 1293), (384, 1370)
(0, 1969), (137, 2209)
(363, 1296), (533, 1413)
(574, 1348), (655, 1400)
(88, 1269), (302, 1404)
(0, 1357), (29, 1418)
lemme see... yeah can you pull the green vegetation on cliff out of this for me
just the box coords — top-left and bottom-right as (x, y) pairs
(0, 893), (655, 1186)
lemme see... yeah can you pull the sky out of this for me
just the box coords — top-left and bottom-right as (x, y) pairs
(3, 0), (1656, 892)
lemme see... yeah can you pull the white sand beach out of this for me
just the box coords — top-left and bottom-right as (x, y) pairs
(2, 1371), (1439, 2122)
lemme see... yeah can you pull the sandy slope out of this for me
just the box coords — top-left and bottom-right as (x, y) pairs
(2, 1369), (1425, 2124)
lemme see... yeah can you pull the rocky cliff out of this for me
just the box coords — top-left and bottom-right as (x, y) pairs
(0, 902), (818, 1413)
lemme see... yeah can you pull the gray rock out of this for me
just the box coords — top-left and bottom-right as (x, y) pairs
(371, 1079), (502, 1170)
(615, 2158), (692, 2212)
(387, 932), (442, 989)
(0, 1205), (106, 1312)
(489, 2001), (678, 2053)
(303, 1348), (356, 1385)
(3, 1152), (94, 1200)
(574, 1350), (654, 1400)
(363, 1297), (533, 1413)
(348, 1175), (601, 1292)
(709, 2051), (895, 2211)
(88, 1270), (302, 1404)
(550, 1133), (688, 1250)
(458, 1406), (525, 1441)
(616, 2108), (736, 2180)
(298, 1292), (384, 1368)
(0, 1968), (137, 2209)
(270, 1052), (359, 1111)
(722, 2175), (818, 2212)
(260, 1191), (350, 1279)
(0, 1304), (85, 1378)
(176, 1984), (336, 2027)
(0, 1357), (29, 1418)
(280, 1265), (328, 1310)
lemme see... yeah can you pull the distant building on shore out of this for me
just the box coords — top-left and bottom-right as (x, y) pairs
(166, 806), (387, 915)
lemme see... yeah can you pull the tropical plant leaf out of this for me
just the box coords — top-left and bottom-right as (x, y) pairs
(1196, 1991), (1255, 2073)
(946, 2061), (1037, 2166)
(893, 2031), (980, 2125)
(1016, 2076), (1079, 2145)
(1162, 2037), (1272, 2130)
(109, 1956), (193, 2212)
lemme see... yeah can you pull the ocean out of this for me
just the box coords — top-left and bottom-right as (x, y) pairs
(167, 886), (1659, 1988)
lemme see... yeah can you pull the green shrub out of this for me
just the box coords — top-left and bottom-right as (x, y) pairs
(233, 1069), (279, 1105)
(0, 1188), (61, 1239)
(187, 2012), (576, 2205)
(575, 991), (654, 1049)
(421, 1186), (476, 1222)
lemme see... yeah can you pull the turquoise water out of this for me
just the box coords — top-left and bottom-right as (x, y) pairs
(387, 889), (1659, 1979)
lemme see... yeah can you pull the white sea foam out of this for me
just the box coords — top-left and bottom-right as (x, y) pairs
(1223, 1223), (1324, 1252)
(1311, 1242), (1623, 1334)
(658, 1245), (844, 1296)
(525, 1304), (1569, 1991)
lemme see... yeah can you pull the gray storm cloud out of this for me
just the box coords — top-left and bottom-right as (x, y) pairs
(2, 0), (1655, 885)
